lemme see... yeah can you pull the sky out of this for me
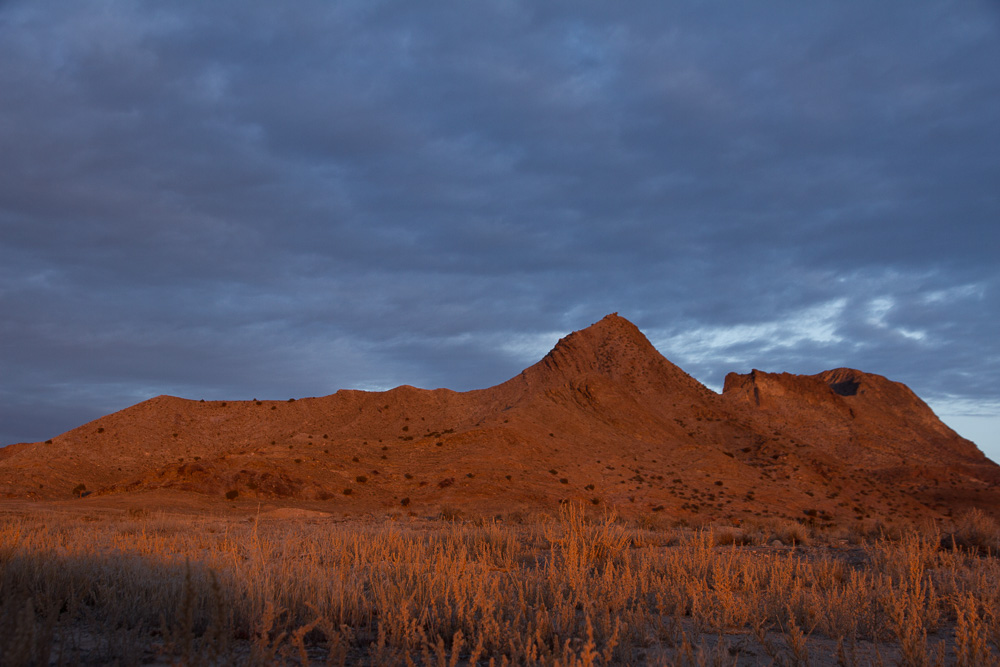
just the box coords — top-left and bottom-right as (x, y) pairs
(1, 1), (999, 463)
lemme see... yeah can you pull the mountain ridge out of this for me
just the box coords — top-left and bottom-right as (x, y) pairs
(2, 313), (997, 524)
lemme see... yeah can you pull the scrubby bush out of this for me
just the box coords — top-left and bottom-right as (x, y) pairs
(439, 506), (463, 521)
(776, 520), (810, 546)
(949, 508), (1000, 553)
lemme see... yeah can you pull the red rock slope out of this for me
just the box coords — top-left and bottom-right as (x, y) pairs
(1, 314), (997, 523)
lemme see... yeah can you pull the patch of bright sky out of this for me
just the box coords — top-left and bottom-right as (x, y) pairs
(922, 283), (985, 305)
(929, 398), (1000, 465)
(649, 298), (848, 368)
(866, 296), (927, 341)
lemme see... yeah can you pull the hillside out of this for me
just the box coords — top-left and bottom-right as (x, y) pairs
(2, 313), (998, 524)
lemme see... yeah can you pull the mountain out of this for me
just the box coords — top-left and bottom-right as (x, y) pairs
(2, 313), (997, 524)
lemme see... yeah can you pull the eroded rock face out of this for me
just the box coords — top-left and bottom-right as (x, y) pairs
(2, 313), (998, 524)
(721, 366), (984, 468)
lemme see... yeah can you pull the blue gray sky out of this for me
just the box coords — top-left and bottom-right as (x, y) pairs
(2, 1), (999, 462)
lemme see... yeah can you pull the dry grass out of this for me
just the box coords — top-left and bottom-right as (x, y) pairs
(1, 504), (999, 665)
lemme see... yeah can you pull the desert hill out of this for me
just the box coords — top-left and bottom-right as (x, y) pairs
(2, 313), (998, 524)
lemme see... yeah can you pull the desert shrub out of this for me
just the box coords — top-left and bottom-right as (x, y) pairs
(342, 488), (352, 495)
(775, 519), (810, 546)
(400, 497), (410, 507)
(355, 476), (367, 484)
(225, 490), (238, 501)
(713, 525), (749, 546)
(949, 508), (1000, 553)
(438, 478), (455, 489)
(439, 506), (463, 521)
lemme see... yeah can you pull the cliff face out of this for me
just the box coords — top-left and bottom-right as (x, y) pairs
(2, 313), (998, 524)
(721, 367), (986, 467)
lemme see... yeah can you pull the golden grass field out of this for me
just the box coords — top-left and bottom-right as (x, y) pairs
(2, 503), (1000, 666)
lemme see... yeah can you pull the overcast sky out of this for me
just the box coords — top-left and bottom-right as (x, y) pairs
(2, 1), (999, 462)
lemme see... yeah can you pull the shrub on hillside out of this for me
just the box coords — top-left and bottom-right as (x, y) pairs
(439, 506), (463, 521)
(948, 508), (1000, 553)
(776, 520), (810, 546)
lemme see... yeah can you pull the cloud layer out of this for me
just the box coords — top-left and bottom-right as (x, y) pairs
(2, 1), (999, 460)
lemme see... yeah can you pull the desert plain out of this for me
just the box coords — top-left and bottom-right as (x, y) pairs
(2, 314), (999, 665)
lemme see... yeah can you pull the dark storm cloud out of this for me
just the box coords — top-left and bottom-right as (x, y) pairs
(2, 1), (999, 459)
